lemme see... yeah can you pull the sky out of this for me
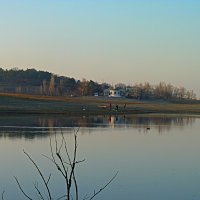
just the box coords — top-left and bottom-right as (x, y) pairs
(0, 0), (200, 96)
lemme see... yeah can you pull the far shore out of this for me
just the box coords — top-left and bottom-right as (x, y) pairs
(0, 93), (200, 116)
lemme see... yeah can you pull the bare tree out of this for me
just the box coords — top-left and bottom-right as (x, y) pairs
(177, 86), (186, 100)
(42, 79), (48, 95)
(49, 74), (56, 96)
(186, 90), (196, 100)
(58, 78), (65, 96)
(9, 129), (118, 200)
(78, 78), (88, 96)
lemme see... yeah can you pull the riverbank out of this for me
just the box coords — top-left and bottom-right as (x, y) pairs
(0, 93), (200, 115)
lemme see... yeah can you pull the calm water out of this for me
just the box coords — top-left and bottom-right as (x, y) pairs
(0, 114), (200, 200)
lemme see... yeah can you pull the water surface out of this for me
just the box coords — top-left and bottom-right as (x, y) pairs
(0, 114), (200, 200)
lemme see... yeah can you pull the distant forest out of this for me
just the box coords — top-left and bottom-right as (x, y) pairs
(0, 68), (197, 101)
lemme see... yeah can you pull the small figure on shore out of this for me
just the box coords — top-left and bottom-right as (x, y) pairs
(124, 103), (126, 109)
(116, 104), (119, 111)
(109, 103), (112, 111)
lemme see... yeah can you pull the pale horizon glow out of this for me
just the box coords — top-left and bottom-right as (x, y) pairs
(0, 1), (200, 96)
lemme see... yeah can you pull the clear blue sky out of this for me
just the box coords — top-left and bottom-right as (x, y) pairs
(0, 1), (200, 96)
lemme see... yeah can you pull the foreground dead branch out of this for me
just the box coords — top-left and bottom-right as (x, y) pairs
(8, 129), (118, 200)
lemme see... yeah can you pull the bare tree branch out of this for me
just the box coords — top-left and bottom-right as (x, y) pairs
(56, 194), (67, 200)
(82, 194), (89, 200)
(71, 132), (78, 200)
(33, 182), (45, 200)
(1, 190), (5, 200)
(23, 150), (52, 200)
(49, 138), (66, 178)
(88, 171), (119, 200)
(62, 129), (80, 200)
(14, 176), (33, 200)
(13, 129), (117, 200)
(46, 174), (51, 185)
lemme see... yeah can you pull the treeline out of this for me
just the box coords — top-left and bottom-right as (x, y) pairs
(0, 68), (107, 96)
(0, 68), (197, 101)
(116, 82), (197, 101)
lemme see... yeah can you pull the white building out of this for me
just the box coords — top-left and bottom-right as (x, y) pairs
(103, 88), (124, 97)
(108, 89), (122, 97)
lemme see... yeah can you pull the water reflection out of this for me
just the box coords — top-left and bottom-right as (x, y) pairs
(0, 115), (197, 139)
(0, 114), (197, 139)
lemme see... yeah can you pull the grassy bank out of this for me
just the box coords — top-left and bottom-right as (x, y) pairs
(0, 93), (200, 115)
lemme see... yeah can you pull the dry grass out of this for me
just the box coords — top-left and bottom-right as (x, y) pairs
(0, 93), (200, 115)
(0, 92), (143, 106)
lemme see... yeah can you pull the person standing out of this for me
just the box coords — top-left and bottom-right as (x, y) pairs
(116, 104), (119, 111)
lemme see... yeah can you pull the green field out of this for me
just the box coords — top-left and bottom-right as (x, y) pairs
(0, 93), (200, 115)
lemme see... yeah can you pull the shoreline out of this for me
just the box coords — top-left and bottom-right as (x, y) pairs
(0, 93), (200, 116)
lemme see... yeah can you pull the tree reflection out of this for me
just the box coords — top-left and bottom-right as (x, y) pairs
(0, 114), (197, 139)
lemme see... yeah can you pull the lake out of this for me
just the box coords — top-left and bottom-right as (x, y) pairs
(0, 114), (200, 200)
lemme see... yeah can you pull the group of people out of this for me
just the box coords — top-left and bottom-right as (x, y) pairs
(109, 103), (126, 111)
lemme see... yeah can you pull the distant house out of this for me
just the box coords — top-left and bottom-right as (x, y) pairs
(109, 89), (122, 97)
(103, 89), (122, 97)
(103, 89), (110, 96)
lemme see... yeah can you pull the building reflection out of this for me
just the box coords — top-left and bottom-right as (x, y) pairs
(0, 114), (197, 139)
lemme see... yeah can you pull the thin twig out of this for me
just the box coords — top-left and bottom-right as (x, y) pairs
(56, 194), (67, 200)
(89, 171), (119, 200)
(75, 159), (85, 164)
(82, 194), (89, 200)
(33, 182), (45, 200)
(23, 150), (52, 200)
(54, 132), (71, 199)
(58, 134), (64, 154)
(55, 134), (69, 180)
(14, 176), (33, 200)
(1, 190), (5, 200)
(46, 174), (51, 185)
(72, 132), (78, 200)
(50, 140), (66, 178)
(62, 133), (72, 166)
(73, 172), (78, 200)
